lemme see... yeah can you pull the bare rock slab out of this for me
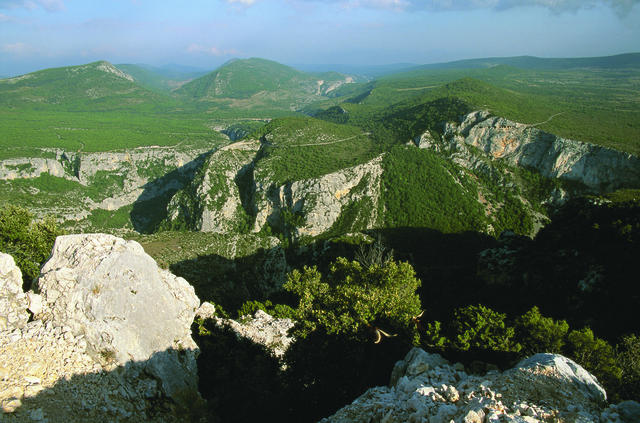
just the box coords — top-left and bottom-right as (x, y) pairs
(35, 234), (201, 403)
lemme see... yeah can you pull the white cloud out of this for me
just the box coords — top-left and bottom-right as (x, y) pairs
(226, 0), (256, 5)
(2, 42), (28, 53)
(0, 0), (64, 11)
(187, 43), (239, 56)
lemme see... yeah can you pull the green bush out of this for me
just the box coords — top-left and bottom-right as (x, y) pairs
(282, 256), (421, 421)
(617, 334), (640, 401)
(284, 257), (422, 342)
(237, 299), (296, 320)
(0, 205), (63, 288)
(515, 306), (569, 356)
(450, 304), (520, 353)
(566, 327), (622, 398)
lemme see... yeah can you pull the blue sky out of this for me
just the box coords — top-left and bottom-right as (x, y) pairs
(1, 0), (639, 76)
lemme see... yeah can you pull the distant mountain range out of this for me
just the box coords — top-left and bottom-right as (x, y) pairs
(412, 52), (640, 71)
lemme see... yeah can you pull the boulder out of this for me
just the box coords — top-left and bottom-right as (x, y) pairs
(0, 252), (29, 331)
(35, 234), (201, 404)
(322, 348), (616, 422)
(226, 309), (295, 357)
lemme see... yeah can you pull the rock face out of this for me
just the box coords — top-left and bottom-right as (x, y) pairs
(1, 235), (205, 421)
(430, 110), (640, 193)
(323, 347), (633, 423)
(0, 253), (29, 331)
(165, 140), (259, 232)
(0, 145), (211, 224)
(35, 234), (201, 403)
(253, 155), (384, 236)
(165, 139), (384, 238)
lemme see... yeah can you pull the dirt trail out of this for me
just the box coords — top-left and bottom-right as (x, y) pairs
(529, 112), (565, 127)
(276, 132), (371, 148)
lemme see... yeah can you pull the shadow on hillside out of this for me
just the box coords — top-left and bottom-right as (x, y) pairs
(9, 347), (206, 423)
(130, 151), (212, 234)
(169, 244), (289, 314)
(166, 226), (500, 316)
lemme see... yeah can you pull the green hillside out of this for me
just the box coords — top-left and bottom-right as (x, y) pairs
(317, 64), (640, 155)
(0, 61), (221, 158)
(177, 58), (311, 99)
(252, 116), (379, 186)
(0, 61), (171, 111)
(175, 58), (355, 116)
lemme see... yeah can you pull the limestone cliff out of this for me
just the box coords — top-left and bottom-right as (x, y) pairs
(165, 140), (258, 233)
(252, 154), (384, 237)
(421, 110), (640, 193)
(163, 138), (384, 238)
(0, 145), (211, 225)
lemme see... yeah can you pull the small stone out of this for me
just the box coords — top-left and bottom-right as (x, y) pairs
(27, 292), (43, 315)
(2, 398), (22, 413)
(24, 384), (45, 397)
(25, 375), (41, 384)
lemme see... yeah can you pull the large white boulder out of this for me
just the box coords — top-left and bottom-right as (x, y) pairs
(0, 252), (29, 331)
(35, 234), (201, 403)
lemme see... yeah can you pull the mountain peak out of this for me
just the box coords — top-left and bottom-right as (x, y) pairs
(86, 61), (134, 82)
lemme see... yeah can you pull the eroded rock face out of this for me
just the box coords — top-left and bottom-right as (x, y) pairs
(434, 111), (640, 193)
(0, 253), (29, 331)
(323, 347), (629, 423)
(253, 155), (384, 236)
(165, 140), (259, 233)
(35, 234), (201, 403)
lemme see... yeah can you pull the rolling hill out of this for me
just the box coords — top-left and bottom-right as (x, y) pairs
(0, 61), (170, 111)
(175, 58), (356, 115)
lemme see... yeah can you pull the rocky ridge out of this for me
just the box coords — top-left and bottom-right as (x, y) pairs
(419, 110), (640, 193)
(252, 154), (384, 236)
(323, 347), (639, 423)
(0, 145), (211, 223)
(164, 140), (384, 238)
(165, 140), (259, 232)
(196, 303), (295, 358)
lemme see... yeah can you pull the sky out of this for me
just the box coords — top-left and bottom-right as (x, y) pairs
(1, 0), (639, 76)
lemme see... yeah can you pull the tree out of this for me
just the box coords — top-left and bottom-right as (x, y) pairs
(566, 327), (621, 397)
(0, 205), (63, 288)
(284, 257), (422, 342)
(515, 306), (569, 356)
(282, 257), (422, 421)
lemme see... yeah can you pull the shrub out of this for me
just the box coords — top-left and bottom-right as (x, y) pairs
(237, 299), (296, 320)
(450, 304), (520, 353)
(284, 257), (422, 342)
(566, 327), (622, 397)
(617, 334), (640, 401)
(515, 306), (569, 356)
(0, 205), (63, 288)
(281, 257), (422, 420)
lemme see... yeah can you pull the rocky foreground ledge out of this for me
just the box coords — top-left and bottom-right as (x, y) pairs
(0, 234), (202, 422)
(323, 348), (640, 423)
(2, 233), (640, 422)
